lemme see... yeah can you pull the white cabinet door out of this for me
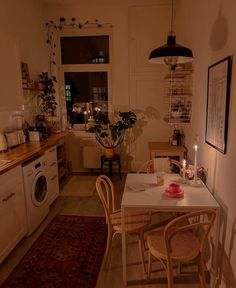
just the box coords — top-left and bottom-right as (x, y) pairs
(45, 146), (59, 205)
(0, 166), (27, 264)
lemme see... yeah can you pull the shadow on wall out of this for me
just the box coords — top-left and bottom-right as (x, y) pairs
(132, 106), (161, 140)
(209, 1), (228, 51)
(121, 106), (161, 171)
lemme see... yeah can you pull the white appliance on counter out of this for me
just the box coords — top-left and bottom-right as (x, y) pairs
(22, 155), (49, 235)
(5, 131), (19, 148)
(4, 130), (26, 148)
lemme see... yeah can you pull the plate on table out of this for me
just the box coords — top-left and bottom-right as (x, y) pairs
(128, 183), (149, 192)
(188, 180), (203, 187)
(164, 188), (184, 198)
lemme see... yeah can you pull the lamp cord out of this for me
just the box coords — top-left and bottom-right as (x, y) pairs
(171, 0), (174, 32)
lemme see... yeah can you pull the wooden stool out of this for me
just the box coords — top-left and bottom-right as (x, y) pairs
(101, 154), (121, 179)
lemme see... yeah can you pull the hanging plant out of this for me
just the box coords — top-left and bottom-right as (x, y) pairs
(45, 18), (112, 74)
(38, 72), (57, 116)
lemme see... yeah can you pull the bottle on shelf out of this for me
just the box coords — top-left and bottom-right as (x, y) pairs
(92, 51), (104, 64)
(171, 130), (178, 146)
(171, 129), (184, 146)
(98, 51), (104, 63)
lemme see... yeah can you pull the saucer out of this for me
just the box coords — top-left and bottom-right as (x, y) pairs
(188, 180), (203, 187)
(128, 183), (149, 192)
(164, 188), (184, 198)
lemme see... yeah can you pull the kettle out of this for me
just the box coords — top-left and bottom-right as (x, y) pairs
(0, 132), (8, 151)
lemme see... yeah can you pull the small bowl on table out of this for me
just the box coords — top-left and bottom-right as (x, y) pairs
(165, 182), (184, 198)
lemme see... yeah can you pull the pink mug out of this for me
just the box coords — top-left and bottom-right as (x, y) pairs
(168, 183), (181, 193)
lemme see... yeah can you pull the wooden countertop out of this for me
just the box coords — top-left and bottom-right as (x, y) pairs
(148, 142), (187, 151)
(0, 131), (69, 175)
(148, 142), (187, 161)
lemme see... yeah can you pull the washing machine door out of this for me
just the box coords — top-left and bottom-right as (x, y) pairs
(32, 171), (48, 206)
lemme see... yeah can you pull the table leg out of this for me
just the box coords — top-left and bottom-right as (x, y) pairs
(121, 206), (127, 286)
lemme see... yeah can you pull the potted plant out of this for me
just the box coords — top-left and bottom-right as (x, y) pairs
(89, 111), (137, 158)
(38, 72), (57, 116)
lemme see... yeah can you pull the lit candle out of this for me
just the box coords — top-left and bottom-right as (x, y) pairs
(182, 159), (186, 181)
(193, 145), (198, 182)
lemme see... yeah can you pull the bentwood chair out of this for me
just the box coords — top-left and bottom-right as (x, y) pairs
(137, 159), (154, 173)
(96, 175), (152, 272)
(146, 209), (216, 288)
(138, 158), (182, 174)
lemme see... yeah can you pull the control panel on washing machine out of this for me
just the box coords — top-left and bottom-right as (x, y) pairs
(35, 162), (41, 169)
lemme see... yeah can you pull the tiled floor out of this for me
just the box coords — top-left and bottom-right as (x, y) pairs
(0, 173), (208, 287)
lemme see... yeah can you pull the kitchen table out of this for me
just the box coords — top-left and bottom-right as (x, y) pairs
(121, 173), (220, 287)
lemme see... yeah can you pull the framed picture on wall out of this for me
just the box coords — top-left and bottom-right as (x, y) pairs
(205, 56), (232, 154)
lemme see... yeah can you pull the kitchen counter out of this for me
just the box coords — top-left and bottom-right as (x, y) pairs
(0, 131), (69, 174)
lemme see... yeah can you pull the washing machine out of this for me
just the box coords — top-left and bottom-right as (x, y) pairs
(22, 154), (49, 235)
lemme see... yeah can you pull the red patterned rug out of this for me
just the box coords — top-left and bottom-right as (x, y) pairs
(1, 215), (107, 288)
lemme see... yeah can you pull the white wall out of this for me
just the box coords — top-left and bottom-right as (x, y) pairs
(0, 0), (48, 79)
(176, 0), (236, 286)
(0, 0), (48, 130)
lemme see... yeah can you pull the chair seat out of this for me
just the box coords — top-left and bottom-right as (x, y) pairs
(110, 210), (151, 233)
(147, 228), (200, 262)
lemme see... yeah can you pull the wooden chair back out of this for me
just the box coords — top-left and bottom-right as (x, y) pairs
(96, 175), (116, 227)
(164, 209), (216, 263)
(137, 160), (154, 173)
(138, 158), (182, 174)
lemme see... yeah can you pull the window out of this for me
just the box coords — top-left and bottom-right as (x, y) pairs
(59, 32), (111, 126)
(61, 36), (109, 64)
(64, 71), (108, 124)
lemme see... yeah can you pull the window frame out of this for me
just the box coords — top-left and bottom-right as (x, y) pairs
(57, 27), (113, 125)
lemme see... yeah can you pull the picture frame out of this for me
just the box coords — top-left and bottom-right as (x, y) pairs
(205, 56), (232, 154)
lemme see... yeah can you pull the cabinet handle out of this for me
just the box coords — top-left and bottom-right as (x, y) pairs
(2, 193), (15, 202)
(51, 175), (57, 181)
(50, 162), (57, 167)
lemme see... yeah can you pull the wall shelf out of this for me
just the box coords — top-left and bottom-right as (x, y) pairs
(163, 66), (193, 125)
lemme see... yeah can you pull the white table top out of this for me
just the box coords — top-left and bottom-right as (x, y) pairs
(122, 173), (220, 211)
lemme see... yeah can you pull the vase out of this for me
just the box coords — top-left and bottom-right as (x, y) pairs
(104, 147), (115, 158)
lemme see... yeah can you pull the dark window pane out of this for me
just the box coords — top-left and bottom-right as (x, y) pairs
(64, 72), (108, 124)
(61, 36), (109, 64)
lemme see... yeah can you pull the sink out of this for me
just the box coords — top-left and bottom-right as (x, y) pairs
(0, 159), (12, 167)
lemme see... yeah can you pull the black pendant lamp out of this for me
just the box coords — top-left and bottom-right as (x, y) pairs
(148, 0), (193, 66)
